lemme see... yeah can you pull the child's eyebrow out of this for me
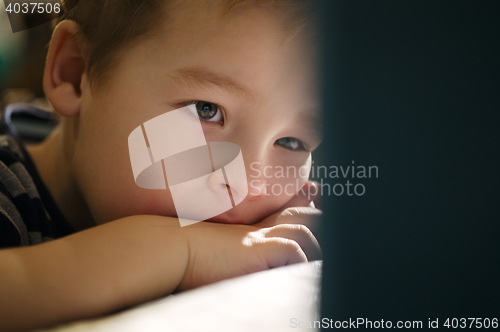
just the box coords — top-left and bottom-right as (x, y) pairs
(169, 67), (255, 99)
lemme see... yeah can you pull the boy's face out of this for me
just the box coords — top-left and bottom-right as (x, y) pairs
(72, 1), (321, 225)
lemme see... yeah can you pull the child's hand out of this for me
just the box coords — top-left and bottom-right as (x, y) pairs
(257, 181), (323, 233)
(177, 218), (320, 291)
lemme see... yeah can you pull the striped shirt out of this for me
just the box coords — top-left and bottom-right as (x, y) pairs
(0, 135), (73, 248)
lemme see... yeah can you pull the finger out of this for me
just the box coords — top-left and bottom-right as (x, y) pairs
(280, 207), (322, 233)
(257, 237), (308, 268)
(257, 206), (322, 233)
(262, 224), (322, 261)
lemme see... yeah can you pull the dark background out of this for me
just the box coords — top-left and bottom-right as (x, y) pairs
(0, 10), (53, 99)
(317, 0), (500, 325)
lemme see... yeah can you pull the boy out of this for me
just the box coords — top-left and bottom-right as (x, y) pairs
(0, 0), (322, 330)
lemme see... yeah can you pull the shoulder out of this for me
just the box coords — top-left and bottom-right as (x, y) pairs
(0, 135), (62, 248)
(0, 135), (31, 247)
(0, 135), (24, 161)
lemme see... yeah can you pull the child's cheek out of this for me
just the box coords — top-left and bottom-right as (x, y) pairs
(128, 188), (179, 218)
(257, 154), (312, 200)
(95, 182), (178, 224)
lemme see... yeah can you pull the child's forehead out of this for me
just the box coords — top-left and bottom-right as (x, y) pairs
(106, 0), (319, 125)
(153, 1), (316, 72)
(135, 2), (315, 81)
(80, 0), (314, 92)
(162, 0), (308, 38)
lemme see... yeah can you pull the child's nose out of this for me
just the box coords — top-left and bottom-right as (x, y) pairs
(207, 170), (230, 194)
(207, 167), (248, 206)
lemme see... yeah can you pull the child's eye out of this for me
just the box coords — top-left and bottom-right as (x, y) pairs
(188, 101), (224, 124)
(274, 137), (308, 151)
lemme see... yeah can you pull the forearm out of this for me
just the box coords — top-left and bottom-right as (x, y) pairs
(0, 215), (188, 331)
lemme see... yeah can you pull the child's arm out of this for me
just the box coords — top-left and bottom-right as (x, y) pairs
(0, 215), (318, 331)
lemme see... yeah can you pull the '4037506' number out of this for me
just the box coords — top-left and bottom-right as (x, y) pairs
(444, 318), (498, 329)
(6, 2), (61, 14)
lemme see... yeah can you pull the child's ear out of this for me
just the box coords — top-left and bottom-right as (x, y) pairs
(43, 20), (86, 117)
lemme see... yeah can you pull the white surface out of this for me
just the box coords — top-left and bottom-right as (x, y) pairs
(40, 261), (322, 332)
